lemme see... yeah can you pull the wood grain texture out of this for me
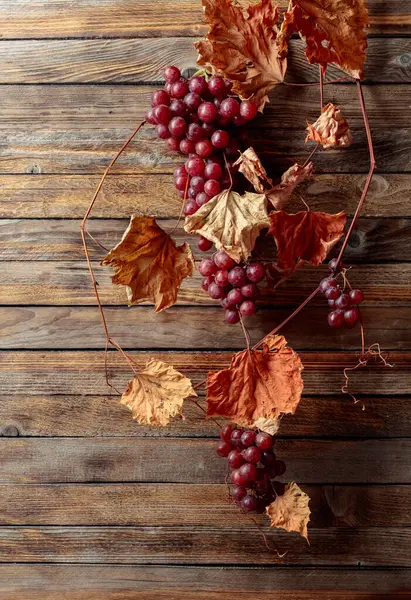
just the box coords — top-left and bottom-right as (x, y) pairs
(0, 38), (409, 84)
(1, 218), (410, 263)
(1, 394), (410, 438)
(1, 127), (410, 175)
(0, 305), (410, 350)
(1, 261), (410, 306)
(1, 173), (410, 218)
(1, 0), (409, 37)
(1, 85), (410, 131)
(0, 526), (410, 566)
(1, 350), (408, 396)
(0, 565), (410, 600)
(1, 438), (410, 484)
(2, 484), (410, 527)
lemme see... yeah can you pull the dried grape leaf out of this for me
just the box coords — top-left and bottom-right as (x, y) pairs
(252, 417), (280, 435)
(266, 482), (311, 540)
(121, 359), (197, 426)
(207, 334), (304, 426)
(196, 0), (287, 111)
(184, 189), (270, 263)
(306, 103), (352, 149)
(233, 147), (273, 193)
(102, 216), (195, 312)
(279, 0), (368, 79)
(267, 162), (313, 210)
(269, 210), (346, 270)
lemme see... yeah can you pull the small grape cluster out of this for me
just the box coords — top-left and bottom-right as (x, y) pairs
(320, 259), (365, 328)
(216, 424), (286, 514)
(198, 250), (266, 324)
(147, 65), (258, 217)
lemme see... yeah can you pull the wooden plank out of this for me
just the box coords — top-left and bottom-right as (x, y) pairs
(0, 565), (410, 600)
(1, 484), (410, 527)
(1, 127), (409, 175)
(0, 438), (410, 484)
(0, 525), (410, 565)
(0, 38), (409, 84)
(1, 173), (410, 219)
(0, 0), (408, 38)
(0, 85), (410, 131)
(0, 305), (409, 350)
(1, 127), (410, 175)
(1, 218), (410, 263)
(1, 394), (410, 438)
(1, 261), (410, 307)
(1, 351), (408, 396)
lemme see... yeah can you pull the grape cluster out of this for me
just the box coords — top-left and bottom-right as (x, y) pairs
(320, 259), (364, 328)
(147, 66), (258, 217)
(199, 250), (266, 324)
(216, 424), (286, 513)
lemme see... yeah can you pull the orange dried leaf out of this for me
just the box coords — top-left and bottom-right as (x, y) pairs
(196, 0), (287, 111)
(121, 359), (197, 426)
(184, 189), (269, 263)
(279, 0), (368, 79)
(306, 103), (352, 149)
(266, 482), (311, 540)
(269, 210), (346, 270)
(207, 334), (304, 426)
(233, 147), (273, 193)
(102, 215), (195, 312)
(267, 162), (313, 210)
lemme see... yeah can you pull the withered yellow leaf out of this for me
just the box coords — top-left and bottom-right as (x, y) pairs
(233, 147), (272, 194)
(184, 189), (269, 263)
(306, 103), (353, 149)
(266, 482), (311, 540)
(267, 162), (313, 210)
(121, 359), (197, 426)
(102, 216), (195, 312)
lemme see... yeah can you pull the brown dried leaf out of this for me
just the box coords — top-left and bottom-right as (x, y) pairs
(269, 210), (346, 270)
(266, 482), (311, 540)
(102, 216), (195, 312)
(306, 103), (353, 149)
(267, 162), (313, 210)
(278, 0), (368, 79)
(207, 334), (304, 426)
(233, 147), (273, 193)
(184, 189), (269, 263)
(252, 417), (280, 435)
(121, 359), (197, 426)
(196, 0), (287, 111)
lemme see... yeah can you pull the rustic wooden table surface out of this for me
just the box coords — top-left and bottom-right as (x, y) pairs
(0, 0), (411, 598)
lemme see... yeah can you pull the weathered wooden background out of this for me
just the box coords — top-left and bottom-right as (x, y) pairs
(0, 0), (411, 598)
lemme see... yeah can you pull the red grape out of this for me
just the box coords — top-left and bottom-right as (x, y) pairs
(261, 450), (276, 467)
(241, 430), (256, 447)
(198, 102), (218, 123)
(227, 449), (245, 469)
(226, 288), (243, 307)
(201, 275), (213, 291)
(325, 286), (341, 300)
(238, 463), (258, 484)
(187, 122), (204, 142)
(214, 250), (236, 270)
(228, 266), (248, 287)
(198, 258), (217, 276)
(175, 175), (188, 191)
(169, 116), (187, 137)
(196, 192), (211, 207)
(221, 423), (235, 442)
(167, 137), (181, 152)
(179, 138), (195, 155)
(240, 100), (258, 120)
(169, 99), (187, 117)
(183, 200), (198, 216)
(171, 80), (189, 98)
(220, 97), (240, 118)
(344, 307), (360, 326)
(146, 108), (157, 124)
(198, 236), (213, 252)
(231, 485), (247, 502)
(184, 92), (202, 111)
(231, 429), (244, 448)
(202, 123), (217, 138)
(328, 310), (345, 327)
(328, 258), (344, 272)
(153, 104), (171, 125)
(156, 124), (171, 139)
(225, 309), (240, 324)
(241, 494), (258, 512)
(195, 139), (214, 159)
(256, 432), (273, 450)
(243, 446), (262, 464)
(190, 176), (204, 193)
(246, 263), (265, 283)
(335, 294), (351, 310)
(241, 283), (260, 299)
(349, 289), (364, 304)
(189, 75), (208, 96)
(211, 129), (230, 149)
(208, 75), (226, 96)
(204, 179), (221, 196)
(216, 440), (232, 457)
(215, 269), (229, 287)
(186, 156), (205, 176)
(231, 469), (248, 486)
(205, 162), (223, 180)
(152, 89), (170, 107)
(164, 66), (181, 83)
(208, 282), (225, 299)
(239, 300), (256, 317)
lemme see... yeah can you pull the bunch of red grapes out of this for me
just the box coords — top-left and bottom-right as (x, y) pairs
(199, 250), (266, 324)
(146, 65), (258, 216)
(216, 424), (286, 514)
(320, 259), (365, 327)
(147, 65), (268, 325)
